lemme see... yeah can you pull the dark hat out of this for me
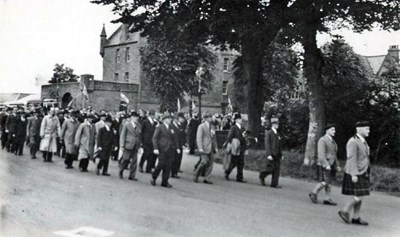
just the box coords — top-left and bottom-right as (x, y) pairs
(271, 117), (279, 124)
(161, 113), (173, 121)
(148, 109), (156, 116)
(86, 114), (96, 120)
(99, 111), (107, 117)
(70, 110), (79, 117)
(355, 121), (370, 128)
(105, 115), (113, 123)
(130, 110), (139, 117)
(203, 112), (213, 119)
(325, 123), (335, 130)
(177, 112), (185, 118)
(233, 112), (242, 121)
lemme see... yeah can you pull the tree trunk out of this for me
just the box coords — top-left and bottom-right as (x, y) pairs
(302, 26), (325, 166)
(242, 37), (264, 137)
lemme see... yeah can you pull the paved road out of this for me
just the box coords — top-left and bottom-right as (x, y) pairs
(0, 148), (399, 237)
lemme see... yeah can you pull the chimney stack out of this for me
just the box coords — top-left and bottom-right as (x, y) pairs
(388, 45), (399, 64)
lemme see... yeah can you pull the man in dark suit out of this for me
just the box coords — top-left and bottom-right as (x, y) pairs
(119, 111), (142, 180)
(259, 117), (283, 188)
(5, 107), (18, 153)
(111, 112), (122, 161)
(151, 114), (180, 188)
(96, 115), (115, 176)
(0, 108), (10, 150)
(171, 112), (186, 178)
(27, 109), (42, 159)
(139, 109), (157, 173)
(225, 112), (248, 183)
(194, 112), (218, 184)
(187, 114), (200, 154)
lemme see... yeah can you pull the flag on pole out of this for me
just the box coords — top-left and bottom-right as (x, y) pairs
(120, 92), (129, 104)
(177, 98), (181, 111)
(67, 98), (76, 108)
(192, 100), (196, 110)
(79, 81), (89, 101)
(228, 97), (233, 111)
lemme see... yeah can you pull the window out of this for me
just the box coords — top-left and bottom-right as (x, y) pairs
(116, 48), (120, 63)
(114, 73), (119, 81)
(222, 81), (228, 95)
(125, 72), (129, 82)
(125, 47), (130, 62)
(223, 58), (229, 71)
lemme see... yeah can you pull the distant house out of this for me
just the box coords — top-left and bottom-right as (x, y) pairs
(360, 45), (400, 78)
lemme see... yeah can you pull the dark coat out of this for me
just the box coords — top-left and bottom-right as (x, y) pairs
(0, 113), (8, 131)
(141, 117), (157, 145)
(97, 126), (115, 160)
(153, 123), (179, 153)
(27, 116), (42, 145)
(264, 129), (282, 157)
(5, 113), (17, 134)
(187, 118), (200, 140)
(226, 124), (247, 152)
(172, 121), (186, 148)
(15, 116), (27, 139)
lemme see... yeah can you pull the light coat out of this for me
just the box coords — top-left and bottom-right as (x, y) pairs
(60, 118), (80, 155)
(75, 121), (96, 160)
(39, 115), (61, 152)
(317, 134), (339, 168)
(120, 121), (141, 150)
(345, 135), (370, 176)
(196, 122), (217, 155)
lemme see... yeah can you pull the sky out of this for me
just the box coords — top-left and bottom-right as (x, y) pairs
(0, 0), (399, 94)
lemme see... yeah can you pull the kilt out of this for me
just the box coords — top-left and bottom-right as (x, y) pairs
(342, 172), (370, 196)
(316, 165), (335, 184)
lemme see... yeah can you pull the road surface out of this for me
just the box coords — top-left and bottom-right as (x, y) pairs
(0, 148), (399, 237)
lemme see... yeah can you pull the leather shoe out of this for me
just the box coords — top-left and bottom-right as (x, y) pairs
(260, 178), (266, 186)
(352, 218), (368, 226)
(203, 180), (213, 184)
(95, 168), (100, 175)
(128, 177), (138, 181)
(224, 173), (230, 181)
(171, 175), (181, 179)
(309, 192), (318, 204)
(323, 199), (337, 206)
(338, 211), (351, 224)
(102, 173), (111, 176)
(150, 179), (156, 186)
(161, 183), (173, 188)
(236, 179), (247, 183)
(271, 185), (282, 189)
(119, 171), (123, 179)
(139, 167), (144, 173)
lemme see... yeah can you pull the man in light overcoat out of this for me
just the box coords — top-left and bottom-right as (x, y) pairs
(119, 111), (142, 180)
(75, 114), (96, 172)
(39, 108), (61, 162)
(60, 110), (80, 169)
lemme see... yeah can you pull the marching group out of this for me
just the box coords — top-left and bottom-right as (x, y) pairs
(0, 105), (372, 226)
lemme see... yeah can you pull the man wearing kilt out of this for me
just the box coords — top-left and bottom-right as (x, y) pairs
(309, 124), (341, 205)
(338, 121), (371, 226)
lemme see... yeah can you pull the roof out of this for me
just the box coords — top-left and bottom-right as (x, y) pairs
(106, 24), (140, 46)
(364, 55), (387, 75)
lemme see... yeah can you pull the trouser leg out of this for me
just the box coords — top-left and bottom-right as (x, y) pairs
(236, 152), (245, 180)
(226, 155), (239, 175)
(161, 148), (174, 185)
(79, 158), (89, 171)
(271, 159), (281, 186)
(152, 152), (166, 181)
(103, 158), (110, 174)
(203, 154), (214, 180)
(129, 150), (138, 179)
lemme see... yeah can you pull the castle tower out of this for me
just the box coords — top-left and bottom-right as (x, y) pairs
(100, 24), (107, 57)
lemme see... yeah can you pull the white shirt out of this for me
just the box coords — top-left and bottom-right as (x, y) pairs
(131, 120), (137, 129)
(164, 122), (169, 130)
(105, 125), (110, 132)
(148, 117), (154, 125)
(272, 127), (277, 134)
(356, 134), (366, 143)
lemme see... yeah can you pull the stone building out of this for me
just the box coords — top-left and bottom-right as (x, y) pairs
(100, 24), (239, 114)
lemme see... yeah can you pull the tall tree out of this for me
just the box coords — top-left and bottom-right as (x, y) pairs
(289, 0), (400, 165)
(92, 0), (295, 136)
(49, 63), (79, 83)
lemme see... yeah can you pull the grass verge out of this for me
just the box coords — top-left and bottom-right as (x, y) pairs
(214, 149), (400, 196)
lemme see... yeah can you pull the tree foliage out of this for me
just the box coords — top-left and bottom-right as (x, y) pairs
(140, 34), (216, 112)
(49, 63), (79, 83)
